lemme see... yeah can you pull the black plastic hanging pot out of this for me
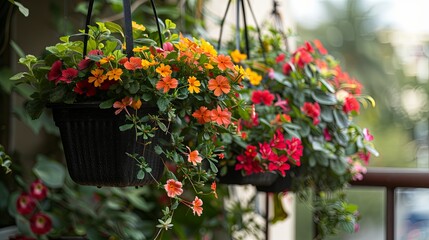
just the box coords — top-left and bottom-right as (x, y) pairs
(218, 166), (278, 187)
(49, 103), (166, 187)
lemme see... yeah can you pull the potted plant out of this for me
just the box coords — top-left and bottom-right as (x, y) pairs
(219, 26), (378, 237)
(12, 10), (245, 232)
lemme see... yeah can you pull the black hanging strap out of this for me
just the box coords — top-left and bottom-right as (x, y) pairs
(246, 0), (266, 62)
(217, 0), (232, 51)
(150, 0), (163, 47)
(82, 0), (94, 58)
(82, 0), (164, 59)
(122, 0), (134, 58)
(240, 0), (250, 58)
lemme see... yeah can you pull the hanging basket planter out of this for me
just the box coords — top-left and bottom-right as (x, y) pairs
(256, 167), (299, 193)
(217, 166), (278, 187)
(50, 103), (166, 187)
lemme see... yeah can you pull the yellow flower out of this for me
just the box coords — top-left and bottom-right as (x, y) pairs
(88, 68), (107, 87)
(132, 21), (146, 31)
(99, 55), (115, 64)
(188, 76), (201, 94)
(204, 63), (214, 70)
(230, 49), (247, 63)
(133, 46), (149, 53)
(156, 63), (172, 77)
(200, 39), (218, 57)
(106, 68), (123, 81)
(245, 68), (262, 86)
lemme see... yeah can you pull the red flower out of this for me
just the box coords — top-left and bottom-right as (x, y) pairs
(282, 62), (292, 75)
(259, 142), (275, 160)
(244, 145), (258, 158)
(302, 102), (321, 125)
(30, 213), (52, 235)
(16, 193), (36, 215)
(74, 80), (96, 96)
(77, 59), (91, 70)
(343, 96), (360, 114)
(286, 138), (303, 165)
(58, 68), (78, 84)
(47, 60), (62, 83)
(268, 155), (290, 176)
(292, 48), (313, 68)
(305, 41), (314, 53)
(251, 90), (275, 105)
(275, 53), (285, 63)
(30, 179), (48, 201)
(270, 129), (286, 150)
(235, 154), (263, 175)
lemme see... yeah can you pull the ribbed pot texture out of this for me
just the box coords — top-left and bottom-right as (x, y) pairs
(49, 103), (165, 187)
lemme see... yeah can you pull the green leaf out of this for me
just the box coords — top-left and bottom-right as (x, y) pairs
(33, 155), (65, 188)
(99, 99), (115, 109)
(154, 145), (164, 155)
(0, 182), (9, 209)
(137, 170), (145, 180)
(209, 161), (218, 173)
(311, 89), (337, 105)
(24, 99), (46, 120)
(158, 121), (167, 132)
(12, 1), (29, 17)
(320, 106), (334, 122)
(365, 145), (379, 157)
(333, 109), (349, 129)
(10, 72), (26, 80)
(330, 157), (347, 175)
(105, 22), (124, 36)
(340, 221), (355, 233)
(165, 19), (177, 30)
(157, 97), (170, 112)
(119, 124), (134, 131)
(319, 78), (335, 93)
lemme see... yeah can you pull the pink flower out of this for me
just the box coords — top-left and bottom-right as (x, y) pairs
(323, 128), (332, 141)
(274, 95), (289, 112)
(251, 90), (275, 105)
(268, 68), (275, 79)
(305, 41), (314, 53)
(30, 213), (52, 235)
(163, 42), (174, 51)
(30, 179), (48, 201)
(363, 128), (374, 141)
(302, 102), (321, 125)
(164, 179), (183, 198)
(16, 193), (36, 215)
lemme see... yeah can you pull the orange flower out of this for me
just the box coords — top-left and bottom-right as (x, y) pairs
(211, 182), (218, 199)
(208, 75), (230, 96)
(113, 97), (133, 115)
(124, 57), (142, 70)
(186, 146), (202, 166)
(188, 76), (201, 94)
(106, 68), (123, 81)
(213, 54), (234, 71)
(99, 55), (115, 64)
(130, 99), (142, 110)
(156, 63), (172, 77)
(192, 106), (212, 124)
(211, 106), (231, 126)
(88, 68), (107, 87)
(191, 196), (203, 216)
(164, 179), (183, 198)
(156, 76), (179, 93)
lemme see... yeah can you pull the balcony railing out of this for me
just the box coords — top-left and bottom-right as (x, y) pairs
(350, 167), (429, 240)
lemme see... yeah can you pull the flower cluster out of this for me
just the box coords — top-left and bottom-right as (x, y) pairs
(221, 29), (377, 237)
(13, 20), (243, 232)
(14, 180), (52, 238)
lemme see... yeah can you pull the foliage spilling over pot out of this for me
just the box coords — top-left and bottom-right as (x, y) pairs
(220, 27), (378, 238)
(12, 19), (245, 234)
